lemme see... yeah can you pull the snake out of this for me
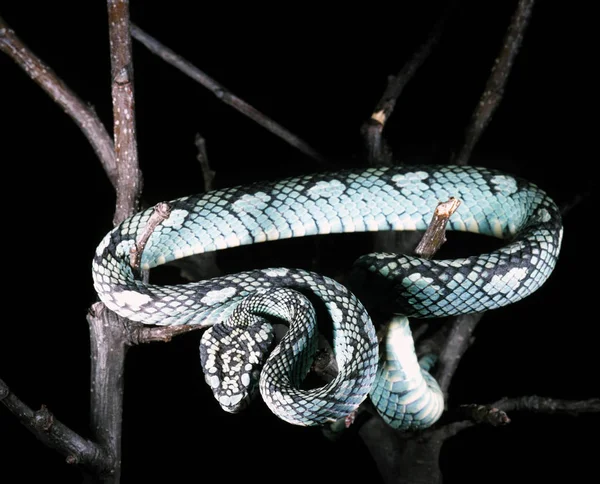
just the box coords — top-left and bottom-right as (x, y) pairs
(92, 164), (562, 429)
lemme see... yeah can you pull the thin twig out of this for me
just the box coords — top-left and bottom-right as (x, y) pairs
(453, 0), (536, 165)
(440, 397), (600, 439)
(361, 8), (451, 166)
(458, 403), (511, 426)
(195, 134), (215, 192)
(415, 198), (461, 258)
(127, 322), (201, 344)
(0, 378), (111, 474)
(129, 202), (171, 274)
(109, 1), (142, 226)
(130, 24), (328, 166)
(0, 16), (117, 188)
(492, 396), (600, 415)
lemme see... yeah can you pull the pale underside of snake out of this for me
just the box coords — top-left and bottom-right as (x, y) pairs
(92, 165), (562, 429)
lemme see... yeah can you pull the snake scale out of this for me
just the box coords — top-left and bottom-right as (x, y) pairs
(92, 165), (562, 429)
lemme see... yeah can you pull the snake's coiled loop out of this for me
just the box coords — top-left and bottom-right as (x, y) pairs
(92, 165), (562, 428)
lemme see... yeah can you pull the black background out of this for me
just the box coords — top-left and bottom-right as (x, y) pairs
(0, 1), (597, 483)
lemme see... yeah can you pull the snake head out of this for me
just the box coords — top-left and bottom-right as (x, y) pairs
(200, 317), (275, 413)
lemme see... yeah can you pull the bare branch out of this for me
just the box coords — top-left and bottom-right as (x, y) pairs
(0, 16), (117, 187)
(453, 0), (536, 165)
(459, 403), (511, 426)
(130, 24), (328, 166)
(440, 397), (600, 439)
(0, 378), (111, 474)
(108, 1), (142, 225)
(415, 198), (461, 259)
(492, 396), (600, 415)
(195, 134), (215, 192)
(361, 8), (451, 166)
(129, 202), (171, 274)
(127, 322), (201, 344)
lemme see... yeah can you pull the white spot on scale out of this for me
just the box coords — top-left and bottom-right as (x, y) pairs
(327, 302), (344, 324)
(307, 179), (346, 199)
(161, 209), (189, 230)
(483, 267), (529, 295)
(112, 290), (153, 310)
(115, 239), (135, 258)
(241, 373), (250, 387)
(95, 232), (112, 257)
(201, 287), (237, 305)
(537, 208), (551, 223)
(262, 268), (289, 277)
(209, 375), (220, 388)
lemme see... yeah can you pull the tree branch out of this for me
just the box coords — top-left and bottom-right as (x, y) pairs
(130, 24), (329, 166)
(492, 396), (600, 415)
(415, 198), (461, 259)
(0, 378), (111, 474)
(108, 0), (142, 226)
(361, 7), (451, 166)
(453, 0), (536, 165)
(0, 16), (117, 188)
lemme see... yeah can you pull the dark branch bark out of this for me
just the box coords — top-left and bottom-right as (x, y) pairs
(130, 24), (329, 166)
(492, 396), (600, 415)
(0, 16), (117, 188)
(108, 1), (142, 226)
(195, 134), (215, 192)
(361, 8), (450, 166)
(453, 0), (535, 165)
(0, 378), (111, 474)
(81, 3), (143, 482)
(415, 198), (461, 259)
(441, 397), (600, 439)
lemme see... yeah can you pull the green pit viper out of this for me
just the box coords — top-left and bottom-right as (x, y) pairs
(92, 164), (562, 429)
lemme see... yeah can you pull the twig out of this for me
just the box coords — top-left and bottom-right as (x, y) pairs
(440, 397), (600, 439)
(361, 8), (450, 166)
(459, 403), (511, 426)
(491, 396), (600, 415)
(129, 202), (172, 274)
(0, 16), (117, 188)
(130, 24), (328, 166)
(108, 1), (142, 226)
(195, 134), (215, 192)
(415, 198), (461, 258)
(166, 135), (222, 282)
(127, 323), (200, 344)
(453, 0), (536, 165)
(0, 378), (111, 474)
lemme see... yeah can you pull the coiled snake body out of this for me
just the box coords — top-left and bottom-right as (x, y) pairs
(92, 165), (562, 429)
